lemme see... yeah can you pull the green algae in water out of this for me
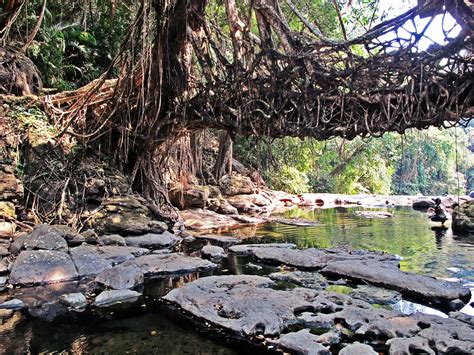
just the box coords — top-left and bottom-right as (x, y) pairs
(326, 285), (353, 295)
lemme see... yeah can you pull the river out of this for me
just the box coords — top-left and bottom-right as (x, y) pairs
(1, 206), (472, 353)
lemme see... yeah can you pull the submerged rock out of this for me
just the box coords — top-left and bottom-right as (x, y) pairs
(94, 290), (141, 307)
(95, 263), (144, 290)
(9, 250), (78, 285)
(236, 245), (398, 270)
(125, 253), (217, 276)
(201, 245), (227, 262)
(354, 211), (393, 219)
(321, 260), (471, 311)
(124, 232), (178, 249)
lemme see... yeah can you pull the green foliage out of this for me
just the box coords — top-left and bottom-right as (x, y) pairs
(17, 1), (132, 90)
(234, 127), (473, 196)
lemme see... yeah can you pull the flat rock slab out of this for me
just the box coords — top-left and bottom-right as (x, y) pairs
(124, 231), (178, 249)
(193, 235), (242, 246)
(94, 290), (142, 307)
(229, 243), (296, 256)
(69, 245), (112, 277)
(164, 275), (474, 354)
(95, 263), (144, 290)
(9, 250), (78, 285)
(237, 246), (399, 270)
(125, 253), (217, 276)
(321, 260), (471, 311)
(98, 246), (149, 265)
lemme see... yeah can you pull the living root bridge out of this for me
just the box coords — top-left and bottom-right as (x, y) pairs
(47, 0), (473, 142)
(41, 0), (473, 205)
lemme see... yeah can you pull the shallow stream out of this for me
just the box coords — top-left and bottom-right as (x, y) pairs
(1, 206), (473, 353)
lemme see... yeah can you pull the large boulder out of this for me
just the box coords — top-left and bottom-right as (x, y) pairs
(452, 200), (474, 233)
(220, 172), (256, 196)
(169, 185), (210, 209)
(86, 196), (168, 235)
(9, 250), (78, 285)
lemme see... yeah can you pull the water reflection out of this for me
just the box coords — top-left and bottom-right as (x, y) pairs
(237, 207), (474, 284)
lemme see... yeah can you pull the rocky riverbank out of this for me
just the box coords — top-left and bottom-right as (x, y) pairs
(0, 224), (473, 353)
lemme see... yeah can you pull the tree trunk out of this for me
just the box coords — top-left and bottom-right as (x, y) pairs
(214, 131), (233, 181)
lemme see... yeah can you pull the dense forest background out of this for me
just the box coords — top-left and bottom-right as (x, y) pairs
(2, 0), (473, 196)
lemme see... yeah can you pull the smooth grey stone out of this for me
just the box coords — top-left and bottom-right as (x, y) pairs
(339, 342), (377, 355)
(94, 289), (141, 307)
(0, 298), (25, 310)
(124, 231), (178, 249)
(59, 293), (88, 309)
(201, 245), (227, 262)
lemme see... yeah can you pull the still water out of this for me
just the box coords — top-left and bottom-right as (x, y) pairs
(1, 206), (472, 354)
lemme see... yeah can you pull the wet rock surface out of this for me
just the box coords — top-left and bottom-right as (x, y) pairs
(321, 259), (471, 310)
(165, 275), (474, 354)
(233, 244), (399, 270)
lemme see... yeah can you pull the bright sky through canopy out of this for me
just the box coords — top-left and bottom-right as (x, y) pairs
(378, 0), (462, 51)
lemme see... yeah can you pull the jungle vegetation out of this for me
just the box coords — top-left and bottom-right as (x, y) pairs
(1, 0), (472, 205)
